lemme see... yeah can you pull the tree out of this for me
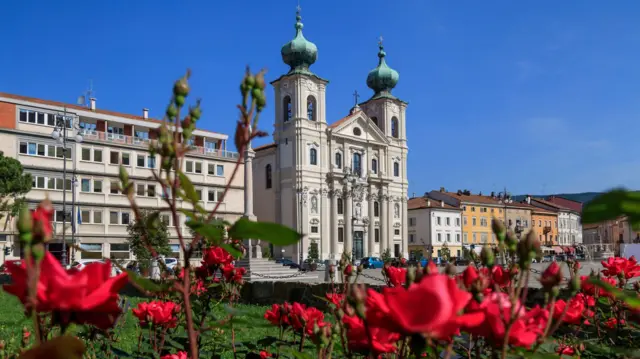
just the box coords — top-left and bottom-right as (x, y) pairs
(0, 152), (32, 230)
(306, 240), (319, 263)
(126, 211), (171, 266)
(440, 242), (451, 262)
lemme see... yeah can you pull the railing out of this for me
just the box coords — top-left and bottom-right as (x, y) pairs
(79, 130), (239, 159)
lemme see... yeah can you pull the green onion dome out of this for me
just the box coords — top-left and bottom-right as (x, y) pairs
(366, 41), (399, 96)
(281, 9), (318, 74)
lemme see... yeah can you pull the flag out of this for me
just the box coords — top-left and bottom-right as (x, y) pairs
(73, 208), (81, 234)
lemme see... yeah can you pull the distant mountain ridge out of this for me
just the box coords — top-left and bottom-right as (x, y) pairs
(513, 192), (602, 204)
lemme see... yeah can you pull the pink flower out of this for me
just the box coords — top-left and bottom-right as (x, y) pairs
(161, 352), (187, 359)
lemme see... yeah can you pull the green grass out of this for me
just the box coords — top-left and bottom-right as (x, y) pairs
(0, 291), (285, 358)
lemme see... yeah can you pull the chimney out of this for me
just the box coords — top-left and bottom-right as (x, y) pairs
(143, 108), (149, 119)
(427, 199), (431, 207)
(490, 191), (495, 198)
(90, 98), (96, 111)
(439, 187), (445, 193)
(440, 200), (444, 207)
(526, 195), (531, 205)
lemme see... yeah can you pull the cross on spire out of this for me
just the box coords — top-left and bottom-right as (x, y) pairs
(353, 90), (360, 106)
(296, 0), (301, 14)
(378, 35), (384, 47)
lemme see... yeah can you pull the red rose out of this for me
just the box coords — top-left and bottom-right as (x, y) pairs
(581, 275), (616, 297)
(490, 266), (510, 288)
(605, 317), (625, 328)
(202, 246), (234, 267)
(601, 256), (640, 279)
(465, 292), (548, 348)
(426, 261), (438, 274)
(342, 315), (400, 355)
(384, 266), (406, 287)
(552, 297), (584, 325)
(556, 344), (575, 356)
(289, 303), (326, 336)
(461, 265), (479, 288)
(222, 263), (246, 284)
(31, 200), (54, 242)
(343, 264), (353, 277)
(367, 273), (483, 339)
(161, 352), (187, 359)
(132, 300), (180, 328)
(264, 303), (292, 328)
(325, 292), (345, 307)
(259, 351), (272, 359)
(540, 262), (563, 289)
(2, 252), (128, 329)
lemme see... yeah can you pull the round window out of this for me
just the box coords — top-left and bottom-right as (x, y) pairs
(353, 127), (362, 136)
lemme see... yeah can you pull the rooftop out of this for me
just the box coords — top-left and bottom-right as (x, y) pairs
(0, 92), (224, 137)
(408, 196), (461, 211)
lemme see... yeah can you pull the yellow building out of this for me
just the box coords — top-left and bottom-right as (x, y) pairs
(428, 190), (505, 246)
(530, 208), (558, 246)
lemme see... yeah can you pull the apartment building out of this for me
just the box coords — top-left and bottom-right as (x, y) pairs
(407, 195), (463, 259)
(0, 92), (244, 264)
(528, 197), (582, 246)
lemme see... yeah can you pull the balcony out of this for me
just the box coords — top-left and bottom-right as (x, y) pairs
(79, 130), (239, 159)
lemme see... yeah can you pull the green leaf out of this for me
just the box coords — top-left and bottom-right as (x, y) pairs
(587, 277), (640, 308)
(186, 219), (225, 243)
(582, 189), (640, 224)
(126, 270), (173, 293)
(178, 171), (199, 203)
(228, 218), (302, 245)
(221, 243), (243, 258)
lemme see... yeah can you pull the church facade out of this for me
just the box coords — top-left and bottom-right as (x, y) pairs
(251, 10), (409, 263)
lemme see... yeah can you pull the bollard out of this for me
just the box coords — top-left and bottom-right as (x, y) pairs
(324, 259), (337, 282)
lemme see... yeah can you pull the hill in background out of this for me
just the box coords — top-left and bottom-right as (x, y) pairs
(513, 192), (602, 204)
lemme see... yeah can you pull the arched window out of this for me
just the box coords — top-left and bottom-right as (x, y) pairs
(337, 198), (344, 214)
(335, 152), (342, 169)
(310, 148), (317, 165)
(283, 96), (292, 123)
(371, 158), (378, 174)
(391, 117), (399, 138)
(374, 201), (380, 217)
(352, 153), (362, 176)
(307, 96), (317, 121)
(265, 164), (272, 189)
(393, 162), (399, 177)
(371, 116), (379, 127)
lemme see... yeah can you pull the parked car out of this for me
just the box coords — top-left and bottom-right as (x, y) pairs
(161, 257), (179, 272)
(576, 253), (586, 261)
(280, 258), (300, 269)
(361, 257), (384, 269)
(541, 255), (553, 262)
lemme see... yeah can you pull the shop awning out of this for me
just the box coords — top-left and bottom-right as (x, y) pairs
(552, 246), (563, 254)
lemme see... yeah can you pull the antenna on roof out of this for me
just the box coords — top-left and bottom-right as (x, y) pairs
(76, 80), (95, 108)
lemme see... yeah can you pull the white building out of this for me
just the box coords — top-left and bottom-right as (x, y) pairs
(407, 196), (463, 259)
(529, 197), (582, 246)
(251, 10), (409, 263)
(0, 92), (244, 265)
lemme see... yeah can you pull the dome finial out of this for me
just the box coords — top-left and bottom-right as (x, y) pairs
(280, 3), (318, 74)
(366, 36), (399, 98)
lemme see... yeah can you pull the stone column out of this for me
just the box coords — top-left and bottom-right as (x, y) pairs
(402, 197), (409, 259)
(368, 188), (375, 256)
(243, 145), (258, 258)
(344, 186), (353, 257)
(380, 189), (388, 256)
(331, 190), (339, 259)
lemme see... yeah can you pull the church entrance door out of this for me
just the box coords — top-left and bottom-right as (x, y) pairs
(354, 231), (364, 259)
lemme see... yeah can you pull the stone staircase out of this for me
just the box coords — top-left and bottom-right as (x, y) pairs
(235, 258), (319, 282)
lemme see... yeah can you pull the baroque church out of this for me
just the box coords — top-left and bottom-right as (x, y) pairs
(250, 9), (409, 263)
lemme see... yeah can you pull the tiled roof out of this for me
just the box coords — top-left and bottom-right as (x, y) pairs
(438, 192), (505, 206)
(253, 142), (277, 151)
(546, 196), (583, 213)
(328, 112), (358, 128)
(408, 196), (460, 211)
(529, 197), (572, 211)
(0, 92), (223, 136)
(583, 223), (600, 230)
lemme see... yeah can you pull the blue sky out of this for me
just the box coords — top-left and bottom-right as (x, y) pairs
(2, 0), (639, 196)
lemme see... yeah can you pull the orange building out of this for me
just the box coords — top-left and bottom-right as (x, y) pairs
(530, 208), (558, 245)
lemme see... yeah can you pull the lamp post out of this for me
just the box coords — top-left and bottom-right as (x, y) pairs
(51, 107), (83, 267)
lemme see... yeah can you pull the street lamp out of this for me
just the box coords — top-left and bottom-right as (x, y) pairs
(51, 107), (83, 267)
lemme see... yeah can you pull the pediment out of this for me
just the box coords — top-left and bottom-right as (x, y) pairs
(328, 111), (389, 144)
